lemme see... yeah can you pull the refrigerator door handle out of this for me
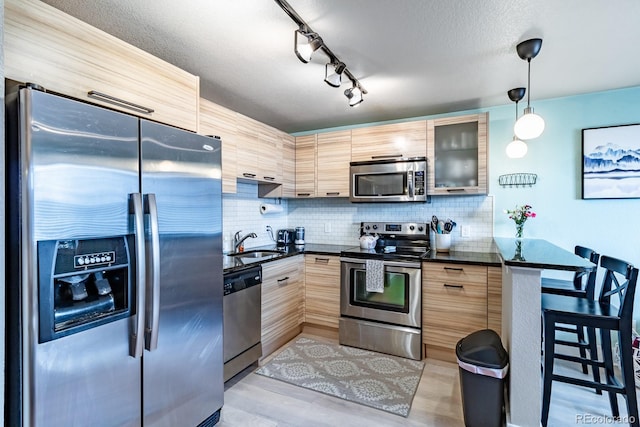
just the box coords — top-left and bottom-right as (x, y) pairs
(144, 193), (161, 351)
(130, 193), (146, 358)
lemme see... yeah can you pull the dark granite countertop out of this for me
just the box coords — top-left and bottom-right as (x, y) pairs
(493, 237), (596, 272)
(222, 243), (357, 273)
(223, 242), (502, 273)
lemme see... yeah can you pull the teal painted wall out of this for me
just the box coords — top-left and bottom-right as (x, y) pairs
(297, 86), (640, 268)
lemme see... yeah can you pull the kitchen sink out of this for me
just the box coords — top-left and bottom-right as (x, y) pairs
(228, 250), (283, 258)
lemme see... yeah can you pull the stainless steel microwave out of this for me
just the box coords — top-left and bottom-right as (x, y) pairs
(349, 157), (427, 202)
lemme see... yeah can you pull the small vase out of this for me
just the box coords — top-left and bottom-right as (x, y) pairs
(515, 223), (524, 239)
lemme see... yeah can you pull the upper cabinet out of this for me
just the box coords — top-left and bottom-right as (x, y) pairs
(294, 135), (317, 198)
(351, 121), (427, 162)
(234, 114), (261, 180)
(199, 98), (237, 194)
(427, 113), (488, 195)
(316, 131), (351, 198)
(5, 0), (199, 132)
(280, 133), (297, 198)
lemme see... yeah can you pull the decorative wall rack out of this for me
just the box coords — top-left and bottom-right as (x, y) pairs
(498, 173), (538, 187)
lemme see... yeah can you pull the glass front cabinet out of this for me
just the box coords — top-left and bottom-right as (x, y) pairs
(427, 112), (488, 195)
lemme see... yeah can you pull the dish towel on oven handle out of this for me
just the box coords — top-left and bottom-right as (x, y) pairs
(365, 259), (385, 293)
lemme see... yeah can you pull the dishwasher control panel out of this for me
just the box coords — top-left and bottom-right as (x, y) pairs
(223, 266), (262, 296)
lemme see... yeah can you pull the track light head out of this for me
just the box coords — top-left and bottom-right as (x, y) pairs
(324, 61), (346, 87)
(344, 84), (363, 107)
(294, 29), (322, 63)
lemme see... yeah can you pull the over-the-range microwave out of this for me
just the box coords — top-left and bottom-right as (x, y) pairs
(349, 157), (427, 203)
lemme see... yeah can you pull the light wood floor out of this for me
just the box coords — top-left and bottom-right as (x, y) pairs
(220, 332), (639, 426)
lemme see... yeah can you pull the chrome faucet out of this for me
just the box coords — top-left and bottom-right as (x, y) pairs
(234, 231), (257, 252)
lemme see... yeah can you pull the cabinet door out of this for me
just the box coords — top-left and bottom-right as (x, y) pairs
(427, 113), (488, 195)
(316, 131), (351, 198)
(258, 124), (282, 184)
(351, 121), (426, 162)
(199, 98), (237, 193)
(304, 255), (341, 328)
(280, 133), (297, 198)
(295, 135), (317, 198)
(5, 0), (199, 131)
(261, 257), (303, 357)
(235, 114), (260, 180)
(423, 262), (488, 362)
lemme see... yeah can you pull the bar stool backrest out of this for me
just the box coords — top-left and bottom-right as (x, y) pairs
(574, 245), (600, 300)
(598, 255), (639, 320)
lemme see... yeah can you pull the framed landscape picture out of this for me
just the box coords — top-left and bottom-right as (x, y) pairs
(582, 123), (640, 199)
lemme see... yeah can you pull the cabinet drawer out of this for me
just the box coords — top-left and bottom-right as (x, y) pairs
(423, 263), (487, 285)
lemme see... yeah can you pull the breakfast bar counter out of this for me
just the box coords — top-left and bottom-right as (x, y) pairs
(493, 238), (596, 427)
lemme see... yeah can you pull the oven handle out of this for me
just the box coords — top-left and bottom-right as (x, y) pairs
(340, 257), (421, 269)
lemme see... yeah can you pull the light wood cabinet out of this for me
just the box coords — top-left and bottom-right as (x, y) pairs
(295, 135), (317, 198)
(351, 121), (426, 162)
(235, 114), (261, 180)
(261, 256), (304, 358)
(280, 133), (297, 198)
(198, 98), (237, 193)
(427, 112), (489, 195)
(316, 131), (352, 198)
(257, 123), (283, 184)
(5, 0), (199, 131)
(423, 262), (501, 362)
(304, 255), (341, 329)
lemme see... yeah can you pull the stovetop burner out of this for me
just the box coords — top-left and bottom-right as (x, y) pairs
(341, 221), (430, 261)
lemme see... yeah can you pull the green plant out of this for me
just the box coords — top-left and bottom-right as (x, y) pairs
(505, 204), (536, 238)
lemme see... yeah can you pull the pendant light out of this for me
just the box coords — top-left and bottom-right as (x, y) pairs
(514, 38), (545, 140)
(506, 88), (528, 158)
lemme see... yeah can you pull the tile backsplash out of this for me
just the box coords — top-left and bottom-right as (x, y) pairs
(223, 182), (494, 252)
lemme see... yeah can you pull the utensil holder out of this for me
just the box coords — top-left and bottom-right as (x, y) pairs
(435, 233), (452, 252)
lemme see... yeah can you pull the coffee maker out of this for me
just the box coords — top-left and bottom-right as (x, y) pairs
(294, 227), (305, 245)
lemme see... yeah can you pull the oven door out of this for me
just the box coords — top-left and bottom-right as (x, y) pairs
(340, 257), (421, 328)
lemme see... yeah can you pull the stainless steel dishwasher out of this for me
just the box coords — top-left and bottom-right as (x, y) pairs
(223, 265), (263, 382)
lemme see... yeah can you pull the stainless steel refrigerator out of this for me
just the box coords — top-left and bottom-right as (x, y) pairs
(5, 86), (224, 426)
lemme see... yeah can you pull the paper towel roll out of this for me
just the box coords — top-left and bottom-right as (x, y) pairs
(259, 203), (283, 215)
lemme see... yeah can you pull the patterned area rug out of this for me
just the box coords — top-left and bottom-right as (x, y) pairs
(255, 337), (425, 417)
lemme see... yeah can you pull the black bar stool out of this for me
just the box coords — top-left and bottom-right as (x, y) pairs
(541, 255), (639, 427)
(542, 246), (600, 374)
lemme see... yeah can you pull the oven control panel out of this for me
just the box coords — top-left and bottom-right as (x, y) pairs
(360, 222), (428, 236)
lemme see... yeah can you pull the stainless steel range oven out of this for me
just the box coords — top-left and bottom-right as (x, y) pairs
(339, 222), (429, 360)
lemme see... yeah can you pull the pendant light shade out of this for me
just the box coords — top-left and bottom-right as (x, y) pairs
(506, 137), (528, 158)
(514, 106), (545, 140)
(513, 38), (544, 140)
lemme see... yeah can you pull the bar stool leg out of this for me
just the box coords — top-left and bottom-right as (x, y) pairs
(618, 327), (640, 427)
(586, 326), (602, 395)
(600, 328), (620, 417)
(541, 315), (556, 427)
(577, 325), (589, 374)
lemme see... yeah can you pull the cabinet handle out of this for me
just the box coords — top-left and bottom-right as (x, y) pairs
(87, 91), (154, 114)
(446, 188), (466, 193)
(263, 176), (276, 181)
(277, 276), (290, 284)
(242, 173), (256, 178)
(443, 283), (464, 289)
(314, 257), (330, 263)
(326, 192), (340, 196)
(371, 154), (403, 159)
(297, 193), (311, 197)
(444, 267), (464, 272)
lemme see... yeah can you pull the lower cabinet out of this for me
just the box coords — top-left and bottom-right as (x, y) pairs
(261, 256), (304, 358)
(422, 262), (501, 362)
(304, 255), (341, 329)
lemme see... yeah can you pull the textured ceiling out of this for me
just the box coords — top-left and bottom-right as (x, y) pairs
(41, 0), (640, 133)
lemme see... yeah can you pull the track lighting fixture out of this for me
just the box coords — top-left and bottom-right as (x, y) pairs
(275, 0), (367, 106)
(294, 29), (322, 63)
(506, 87), (528, 158)
(344, 83), (363, 107)
(324, 61), (346, 87)
(514, 38), (545, 140)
